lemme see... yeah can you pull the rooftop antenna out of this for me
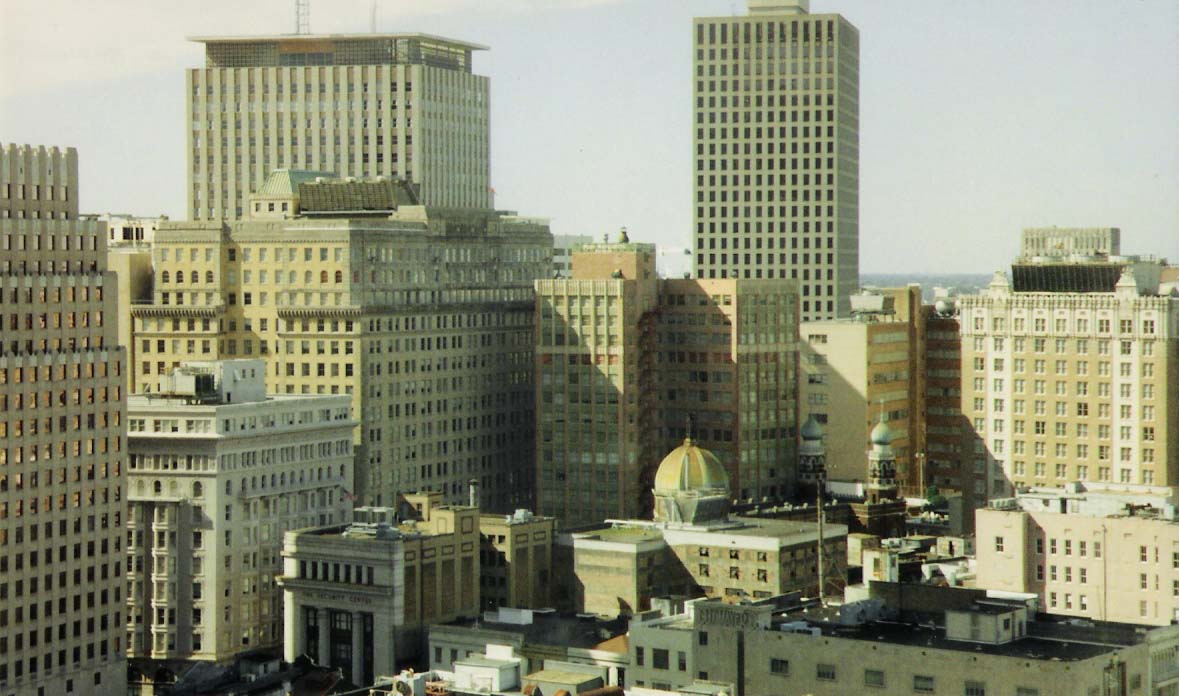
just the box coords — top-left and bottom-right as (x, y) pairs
(295, 0), (311, 35)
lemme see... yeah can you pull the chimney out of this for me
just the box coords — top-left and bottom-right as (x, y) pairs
(469, 478), (479, 508)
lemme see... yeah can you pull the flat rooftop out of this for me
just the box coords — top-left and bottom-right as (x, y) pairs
(187, 32), (488, 51)
(439, 613), (628, 652)
(774, 609), (1146, 662)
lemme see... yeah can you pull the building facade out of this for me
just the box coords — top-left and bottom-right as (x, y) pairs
(960, 265), (1179, 500)
(278, 495), (481, 684)
(535, 235), (799, 528)
(479, 510), (556, 611)
(555, 438), (845, 617)
(628, 589), (1179, 696)
(0, 143), (128, 695)
(125, 360), (354, 664)
(186, 33), (492, 220)
(551, 234), (592, 279)
(692, 0), (860, 320)
(799, 287), (923, 490)
(976, 484), (1179, 627)
(130, 172), (551, 510)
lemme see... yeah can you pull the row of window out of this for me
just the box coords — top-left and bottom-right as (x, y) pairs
(974, 315), (1158, 335)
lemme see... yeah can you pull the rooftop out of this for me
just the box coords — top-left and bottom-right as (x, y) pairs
(438, 612), (628, 653)
(767, 603), (1152, 663)
(187, 32), (488, 51)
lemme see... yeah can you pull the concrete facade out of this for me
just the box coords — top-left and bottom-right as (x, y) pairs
(551, 234), (592, 279)
(277, 494), (481, 684)
(534, 236), (799, 528)
(960, 268), (1179, 501)
(976, 484), (1179, 627)
(124, 360), (354, 664)
(479, 510), (556, 611)
(129, 173), (551, 509)
(799, 287), (924, 492)
(558, 500), (844, 617)
(629, 591), (1179, 696)
(0, 143), (128, 695)
(692, 1), (860, 320)
(186, 34), (492, 220)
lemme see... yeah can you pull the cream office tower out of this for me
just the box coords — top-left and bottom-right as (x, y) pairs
(186, 33), (491, 220)
(692, 0), (860, 320)
(0, 144), (127, 695)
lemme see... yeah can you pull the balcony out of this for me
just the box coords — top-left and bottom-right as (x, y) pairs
(131, 301), (225, 318)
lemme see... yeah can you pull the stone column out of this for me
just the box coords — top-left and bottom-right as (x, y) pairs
(317, 607), (331, 666)
(283, 598), (300, 663)
(351, 611), (365, 685)
(372, 607), (396, 678)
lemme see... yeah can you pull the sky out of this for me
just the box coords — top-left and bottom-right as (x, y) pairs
(1, 0), (1176, 274)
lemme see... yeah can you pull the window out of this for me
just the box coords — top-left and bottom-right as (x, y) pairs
(965, 681), (986, 696)
(698, 631), (708, 646)
(994, 536), (1004, 552)
(864, 669), (884, 687)
(652, 648), (669, 670)
(770, 658), (789, 676)
(635, 647), (644, 666)
(914, 675), (935, 693)
(816, 664), (836, 681)
(1016, 689), (1040, 696)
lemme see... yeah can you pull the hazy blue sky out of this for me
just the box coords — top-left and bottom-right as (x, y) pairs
(2, 0), (1176, 273)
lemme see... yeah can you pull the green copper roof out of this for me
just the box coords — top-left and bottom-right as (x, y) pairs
(254, 169), (337, 197)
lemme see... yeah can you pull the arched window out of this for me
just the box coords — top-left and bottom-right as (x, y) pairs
(206, 271), (214, 283)
(192, 482), (203, 498)
(175, 271), (183, 284)
(153, 480), (162, 494)
(191, 271), (198, 283)
(334, 270), (343, 283)
(136, 480), (146, 494)
(160, 271), (170, 283)
(304, 271), (312, 284)
(320, 270), (328, 283)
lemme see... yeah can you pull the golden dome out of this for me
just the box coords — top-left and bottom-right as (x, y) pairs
(654, 438), (729, 493)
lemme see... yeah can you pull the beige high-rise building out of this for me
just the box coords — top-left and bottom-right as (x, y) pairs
(799, 287), (923, 491)
(692, 0), (860, 320)
(130, 172), (550, 510)
(976, 483), (1179, 627)
(534, 234), (799, 529)
(0, 143), (128, 696)
(186, 33), (492, 220)
(124, 360), (353, 669)
(960, 233), (1179, 501)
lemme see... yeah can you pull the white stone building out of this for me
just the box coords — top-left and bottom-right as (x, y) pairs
(125, 359), (354, 666)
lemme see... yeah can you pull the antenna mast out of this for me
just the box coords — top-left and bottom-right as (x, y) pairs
(295, 0), (311, 35)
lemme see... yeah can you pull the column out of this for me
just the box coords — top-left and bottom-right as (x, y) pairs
(317, 607), (331, 667)
(351, 611), (365, 685)
(372, 607), (396, 678)
(284, 598), (300, 663)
